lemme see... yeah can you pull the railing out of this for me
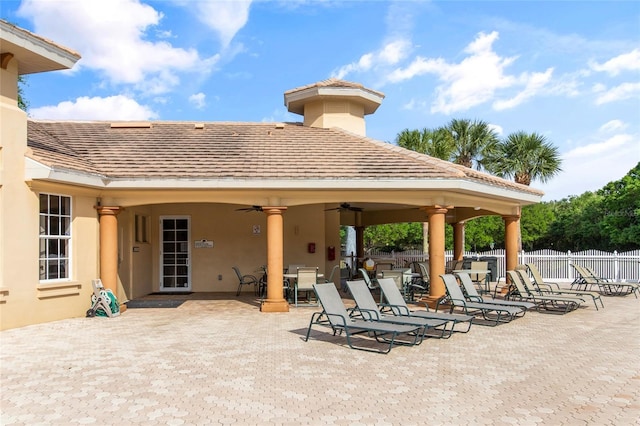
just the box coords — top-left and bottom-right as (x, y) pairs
(344, 248), (640, 282)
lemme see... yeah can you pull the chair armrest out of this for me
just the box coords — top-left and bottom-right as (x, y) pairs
(379, 302), (410, 316)
(325, 312), (348, 327)
(357, 307), (380, 321)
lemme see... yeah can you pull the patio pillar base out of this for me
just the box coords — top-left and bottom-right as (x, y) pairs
(420, 295), (445, 310)
(260, 299), (290, 312)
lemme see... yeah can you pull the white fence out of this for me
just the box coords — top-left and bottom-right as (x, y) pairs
(343, 249), (640, 282)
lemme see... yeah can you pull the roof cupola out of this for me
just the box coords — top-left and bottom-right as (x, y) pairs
(284, 78), (384, 136)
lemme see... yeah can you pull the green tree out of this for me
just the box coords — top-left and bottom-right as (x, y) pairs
(396, 127), (454, 160)
(485, 131), (562, 185)
(464, 216), (503, 251)
(444, 118), (499, 169)
(18, 75), (28, 111)
(598, 162), (640, 250)
(363, 223), (422, 252)
(546, 192), (605, 251)
(520, 202), (556, 250)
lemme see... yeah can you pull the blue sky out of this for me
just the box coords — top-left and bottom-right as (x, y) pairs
(3, 0), (639, 201)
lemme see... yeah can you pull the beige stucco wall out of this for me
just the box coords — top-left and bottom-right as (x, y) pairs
(122, 203), (332, 295)
(0, 168), (101, 330)
(303, 100), (366, 136)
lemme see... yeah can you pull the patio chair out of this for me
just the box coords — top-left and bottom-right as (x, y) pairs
(324, 264), (340, 285)
(304, 283), (423, 354)
(445, 259), (464, 274)
(469, 261), (490, 294)
(574, 265), (638, 298)
(293, 267), (319, 307)
(439, 274), (524, 326)
(346, 280), (448, 339)
(507, 270), (582, 314)
(455, 272), (535, 311)
(377, 277), (473, 337)
(525, 263), (604, 310)
(358, 268), (379, 291)
(232, 266), (259, 296)
(412, 262), (430, 299)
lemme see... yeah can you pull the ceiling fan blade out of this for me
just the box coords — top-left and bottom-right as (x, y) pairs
(235, 205), (263, 212)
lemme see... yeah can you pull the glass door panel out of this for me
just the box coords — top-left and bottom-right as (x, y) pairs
(159, 217), (191, 291)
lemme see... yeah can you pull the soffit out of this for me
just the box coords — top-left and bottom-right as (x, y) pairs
(0, 20), (80, 74)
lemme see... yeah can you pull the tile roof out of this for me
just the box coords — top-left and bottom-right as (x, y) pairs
(26, 120), (542, 196)
(284, 78), (385, 100)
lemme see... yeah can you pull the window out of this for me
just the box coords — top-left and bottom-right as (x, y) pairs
(39, 194), (71, 280)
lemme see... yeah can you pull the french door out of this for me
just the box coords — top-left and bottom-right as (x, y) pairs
(159, 216), (191, 291)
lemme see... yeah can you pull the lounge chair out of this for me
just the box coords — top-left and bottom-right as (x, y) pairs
(304, 283), (423, 354)
(525, 263), (605, 309)
(324, 264), (340, 285)
(507, 270), (583, 314)
(456, 272), (535, 311)
(346, 280), (449, 339)
(358, 268), (379, 290)
(439, 274), (524, 326)
(377, 277), (473, 336)
(572, 265), (638, 298)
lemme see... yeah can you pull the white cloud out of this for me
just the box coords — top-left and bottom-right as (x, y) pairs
(599, 120), (627, 133)
(594, 82), (640, 105)
(493, 68), (554, 110)
(385, 31), (552, 114)
(18, 0), (210, 94)
(29, 96), (158, 120)
(191, 0), (252, 49)
(189, 93), (206, 109)
(537, 133), (640, 200)
(590, 48), (640, 76)
(332, 39), (412, 80)
(488, 124), (503, 136)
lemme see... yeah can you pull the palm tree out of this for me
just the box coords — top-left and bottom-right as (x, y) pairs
(486, 131), (562, 185)
(445, 118), (499, 169)
(396, 127), (454, 255)
(396, 127), (454, 160)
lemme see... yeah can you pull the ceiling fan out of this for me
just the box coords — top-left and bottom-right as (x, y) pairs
(235, 205), (263, 212)
(324, 203), (363, 212)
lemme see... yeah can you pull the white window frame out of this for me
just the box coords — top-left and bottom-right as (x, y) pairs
(39, 193), (72, 282)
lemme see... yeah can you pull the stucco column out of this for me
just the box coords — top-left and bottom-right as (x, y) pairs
(261, 207), (290, 312)
(453, 222), (465, 261)
(96, 206), (123, 294)
(503, 215), (521, 282)
(423, 206), (448, 308)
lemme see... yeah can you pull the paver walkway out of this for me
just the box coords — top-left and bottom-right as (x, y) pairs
(1, 292), (639, 425)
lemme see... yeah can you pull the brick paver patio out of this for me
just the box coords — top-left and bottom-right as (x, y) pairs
(1, 291), (639, 425)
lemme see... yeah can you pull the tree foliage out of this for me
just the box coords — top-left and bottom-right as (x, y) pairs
(484, 131), (562, 185)
(18, 76), (28, 111)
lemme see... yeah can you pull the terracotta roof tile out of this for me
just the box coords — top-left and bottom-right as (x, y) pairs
(284, 78), (385, 100)
(26, 120), (542, 196)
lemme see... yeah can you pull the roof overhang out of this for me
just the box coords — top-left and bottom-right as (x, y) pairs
(285, 86), (384, 116)
(25, 158), (543, 207)
(0, 20), (81, 74)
